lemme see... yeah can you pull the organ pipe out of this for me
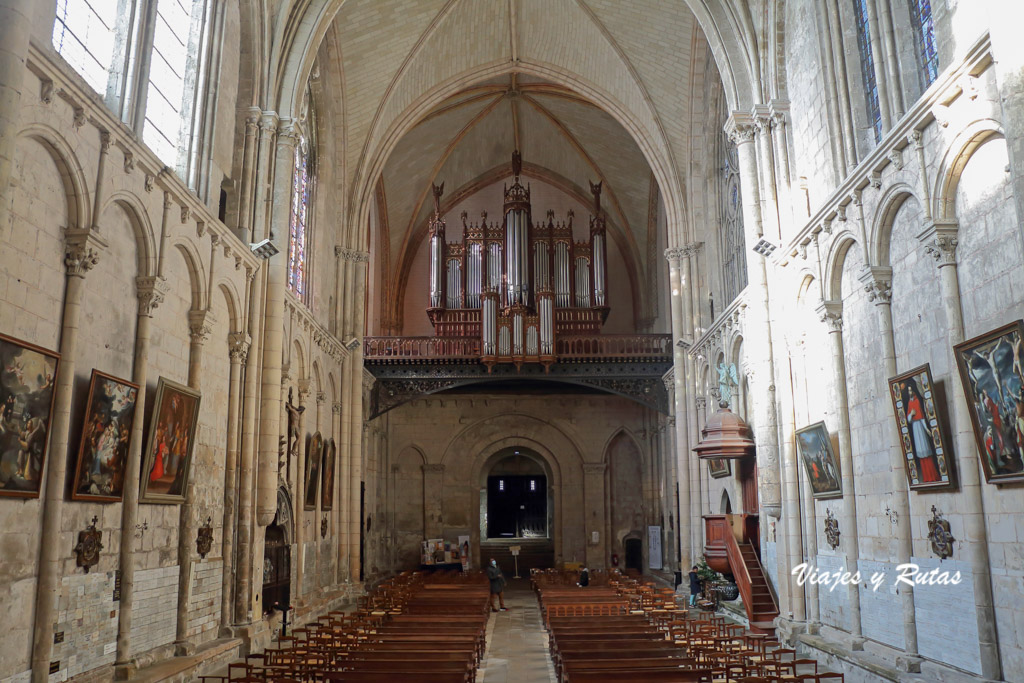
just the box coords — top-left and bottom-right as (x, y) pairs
(428, 183), (446, 309)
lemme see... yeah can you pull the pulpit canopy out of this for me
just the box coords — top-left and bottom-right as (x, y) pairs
(693, 403), (755, 459)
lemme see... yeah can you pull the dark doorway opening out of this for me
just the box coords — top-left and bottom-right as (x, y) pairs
(624, 537), (643, 572)
(486, 474), (547, 538)
(262, 523), (290, 614)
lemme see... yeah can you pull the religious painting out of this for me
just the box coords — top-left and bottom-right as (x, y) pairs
(0, 333), (59, 498)
(304, 431), (323, 510)
(140, 377), (201, 504)
(795, 422), (842, 499)
(72, 370), (139, 502)
(321, 438), (335, 511)
(888, 364), (955, 491)
(708, 458), (731, 478)
(954, 320), (1024, 484)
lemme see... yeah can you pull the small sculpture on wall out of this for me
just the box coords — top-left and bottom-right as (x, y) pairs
(196, 516), (213, 559)
(927, 505), (955, 559)
(823, 508), (841, 550)
(321, 515), (328, 539)
(74, 516), (103, 574)
(284, 387), (305, 481)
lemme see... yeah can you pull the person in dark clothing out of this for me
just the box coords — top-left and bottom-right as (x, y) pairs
(688, 565), (701, 607)
(577, 566), (590, 587)
(486, 558), (508, 611)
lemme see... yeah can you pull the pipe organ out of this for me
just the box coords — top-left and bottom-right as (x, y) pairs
(426, 151), (610, 370)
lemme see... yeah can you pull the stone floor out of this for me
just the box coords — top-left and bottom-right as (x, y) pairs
(478, 578), (557, 683)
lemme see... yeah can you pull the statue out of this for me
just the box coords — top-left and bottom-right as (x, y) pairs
(284, 387), (305, 482)
(431, 182), (444, 216)
(716, 362), (739, 406)
(589, 180), (603, 215)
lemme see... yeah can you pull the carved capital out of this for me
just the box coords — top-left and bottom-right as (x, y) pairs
(64, 230), (104, 277)
(316, 391), (326, 405)
(188, 310), (214, 345)
(422, 463), (445, 474)
(99, 131), (112, 154)
(887, 148), (904, 171)
(681, 242), (703, 258)
(663, 247), (686, 263)
(724, 112), (757, 145)
(695, 396), (707, 411)
(768, 99), (790, 127)
(332, 402), (342, 415)
(752, 104), (773, 133)
(919, 219), (959, 267)
(582, 462), (607, 475)
(136, 276), (169, 316)
(228, 332), (251, 363)
(860, 266), (893, 305)
(296, 377), (311, 401)
(816, 300), (844, 333)
(341, 248), (370, 263)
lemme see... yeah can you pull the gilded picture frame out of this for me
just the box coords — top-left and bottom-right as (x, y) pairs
(795, 421), (843, 499)
(321, 437), (336, 511)
(707, 458), (731, 478)
(72, 369), (140, 502)
(954, 320), (1024, 484)
(887, 364), (955, 491)
(304, 431), (323, 510)
(0, 333), (60, 498)
(139, 377), (201, 504)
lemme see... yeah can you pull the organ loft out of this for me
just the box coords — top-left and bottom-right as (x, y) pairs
(426, 151), (610, 369)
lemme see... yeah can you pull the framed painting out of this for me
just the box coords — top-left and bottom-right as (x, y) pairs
(795, 421), (842, 499)
(707, 458), (731, 478)
(0, 333), (60, 498)
(72, 370), (140, 502)
(304, 431), (323, 510)
(140, 377), (201, 504)
(954, 320), (1024, 484)
(321, 437), (336, 511)
(887, 364), (955, 491)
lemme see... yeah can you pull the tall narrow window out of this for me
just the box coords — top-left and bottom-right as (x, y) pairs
(909, 0), (938, 88)
(719, 133), (747, 307)
(143, 0), (206, 167)
(52, 0), (119, 96)
(288, 137), (312, 298)
(853, 0), (882, 142)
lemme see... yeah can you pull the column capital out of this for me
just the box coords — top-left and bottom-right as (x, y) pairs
(816, 300), (844, 332)
(681, 242), (703, 258)
(136, 276), (169, 316)
(188, 309), (214, 345)
(332, 402), (342, 415)
(752, 103), (773, 132)
(259, 111), (280, 132)
(422, 463), (445, 474)
(724, 112), (757, 145)
(64, 229), (105, 277)
(582, 462), (607, 475)
(296, 377), (311, 401)
(228, 332), (251, 363)
(918, 219), (959, 267)
(664, 247), (686, 263)
(768, 99), (790, 126)
(859, 266), (893, 305)
(316, 391), (326, 405)
(341, 248), (370, 263)
(695, 396), (707, 410)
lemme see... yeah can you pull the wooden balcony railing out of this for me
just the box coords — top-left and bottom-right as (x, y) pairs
(363, 334), (672, 363)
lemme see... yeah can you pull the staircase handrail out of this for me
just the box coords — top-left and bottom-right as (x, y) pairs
(722, 525), (755, 618)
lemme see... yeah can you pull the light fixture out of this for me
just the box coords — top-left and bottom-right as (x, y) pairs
(752, 238), (778, 257)
(250, 238), (279, 259)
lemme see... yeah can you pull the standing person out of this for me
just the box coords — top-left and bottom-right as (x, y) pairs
(486, 558), (508, 612)
(688, 565), (701, 607)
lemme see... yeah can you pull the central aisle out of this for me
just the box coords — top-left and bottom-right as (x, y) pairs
(477, 578), (557, 683)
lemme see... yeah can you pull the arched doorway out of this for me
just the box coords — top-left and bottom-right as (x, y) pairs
(624, 537), (643, 573)
(263, 487), (293, 615)
(480, 448), (554, 571)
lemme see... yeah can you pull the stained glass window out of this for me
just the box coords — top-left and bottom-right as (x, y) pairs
(853, 0), (882, 142)
(910, 0), (938, 88)
(288, 137), (311, 298)
(719, 134), (747, 306)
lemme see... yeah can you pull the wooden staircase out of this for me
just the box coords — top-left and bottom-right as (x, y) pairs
(704, 514), (779, 635)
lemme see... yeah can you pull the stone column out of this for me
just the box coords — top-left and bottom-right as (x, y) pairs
(314, 390), (326, 588)
(114, 274), (168, 678)
(337, 354), (352, 582)
(582, 463), (607, 569)
(220, 332), (249, 632)
(664, 248), (691, 570)
(294, 379), (309, 600)
(422, 464), (445, 538)
(235, 266), (263, 625)
(173, 309), (214, 655)
(769, 101), (794, 229)
(875, 0), (904, 118)
(753, 106), (780, 241)
(825, 0), (858, 171)
(257, 121), (296, 528)
(681, 244), (702, 561)
(860, 266), (921, 667)
(817, 302), (863, 639)
(0, 0), (31, 234)
(332, 401), (343, 584)
(348, 252), (369, 581)
(918, 220), (1001, 679)
(863, 0), (893, 131)
(724, 113), (783, 518)
(235, 109), (261, 242)
(30, 231), (103, 683)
